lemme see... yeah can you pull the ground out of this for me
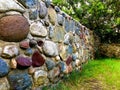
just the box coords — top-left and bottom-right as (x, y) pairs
(43, 58), (120, 90)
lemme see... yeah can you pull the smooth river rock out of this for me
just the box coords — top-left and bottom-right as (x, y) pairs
(0, 59), (9, 77)
(42, 41), (58, 56)
(30, 22), (48, 37)
(0, 15), (29, 42)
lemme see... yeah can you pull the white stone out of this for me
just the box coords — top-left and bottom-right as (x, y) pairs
(30, 22), (48, 37)
(43, 41), (58, 56)
(0, 0), (25, 13)
(2, 45), (19, 58)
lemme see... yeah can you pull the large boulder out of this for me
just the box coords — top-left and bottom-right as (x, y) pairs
(0, 15), (29, 42)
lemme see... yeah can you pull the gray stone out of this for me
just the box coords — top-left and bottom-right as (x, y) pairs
(30, 22), (48, 37)
(39, 1), (48, 19)
(43, 41), (58, 56)
(46, 59), (55, 71)
(2, 45), (19, 59)
(57, 14), (64, 25)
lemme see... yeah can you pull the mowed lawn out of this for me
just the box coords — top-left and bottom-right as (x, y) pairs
(43, 58), (120, 90)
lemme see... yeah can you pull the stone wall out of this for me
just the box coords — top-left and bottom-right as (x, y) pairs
(0, 0), (94, 89)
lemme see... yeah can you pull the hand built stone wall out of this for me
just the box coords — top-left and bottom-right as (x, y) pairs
(0, 0), (94, 89)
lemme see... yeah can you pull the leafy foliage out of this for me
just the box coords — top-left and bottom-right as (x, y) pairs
(53, 0), (120, 43)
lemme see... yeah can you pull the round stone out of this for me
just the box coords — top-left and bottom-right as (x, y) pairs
(0, 15), (29, 42)
(0, 59), (9, 77)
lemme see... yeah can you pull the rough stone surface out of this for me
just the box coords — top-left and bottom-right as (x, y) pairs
(0, 15), (29, 42)
(46, 59), (55, 71)
(8, 72), (32, 90)
(0, 59), (9, 77)
(48, 6), (57, 25)
(30, 22), (47, 37)
(34, 70), (49, 86)
(2, 45), (19, 59)
(57, 14), (64, 25)
(0, 77), (10, 90)
(43, 41), (58, 56)
(19, 40), (30, 49)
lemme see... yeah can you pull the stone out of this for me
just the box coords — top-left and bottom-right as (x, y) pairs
(0, 15), (29, 42)
(32, 50), (45, 67)
(64, 18), (70, 32)
(2, 45), (19, 59)
(8, 72), (32, 90)
(16, 55), (32, 69)
(24, 48), (33, 56)
(34, 70), (49, 86)
(42, 41), (58, 56)
(49, 25), (54, 39)
(30, 22), (48, 37)
(0, 77), (10, 90)
(55, 56), (61, 61)
(28, 66), (35, 75)
(55, 6), (61, 12)
(48, 6), (57, 25)
(52, 26), (65, 42)
(64, 32), (74, 45)
(48, 67), (60, 80)
(46, 59), (55, 71)
(29, 9), (37, 20)
(29, 39), (37, 48)
(0, 0), (25, 13)
(57, 14), (64, 25)
(10, 58), (17, 69)
(17, 0), (36, 8)
(66, 56), (72, 65)
(39, 1), (48, 19)
(5, 11), (21, 15)
(37, 40), (44, 47)
(67, 45), (73, 55)
(45, 0), (51, 7)
(72, 54), (77, 61)
(58, 61), (67, 73)
(0, 58), (9, 77)
(19, 40), (30, 49)
(65, 64), (73, 74)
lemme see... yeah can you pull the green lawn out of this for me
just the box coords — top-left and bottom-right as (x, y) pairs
(43, 58), (120, 90)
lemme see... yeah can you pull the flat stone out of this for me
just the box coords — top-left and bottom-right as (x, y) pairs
(48, 25), (54, 39)
(0, 15), (29, 42)
(52, 26), (65, 42)
(34, 70), (49, 87)
(0, 0), (25, 13)
(32, 50), (45, 67)
(48, 6), (57, 25)
(2, 45), (19, 59)
(16, 55), (32, 69)
(0, 77), (10, 90)
(42, 41), (58, 56)
(46, 59), (55, 71)
(0, 58), (9, 77)
(8, 72), (32, 90)
(39, 1), (48, 19)
(30, 22), (48, 37)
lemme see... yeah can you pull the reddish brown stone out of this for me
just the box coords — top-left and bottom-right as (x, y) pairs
(32, 50), (45, 67)
(66, 56), (72, 65)
(0, 15), (29, 42)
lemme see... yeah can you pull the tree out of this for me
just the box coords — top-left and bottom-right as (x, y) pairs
(53, 0), (120, 43)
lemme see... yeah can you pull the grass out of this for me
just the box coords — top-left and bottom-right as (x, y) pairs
(43, 58), (120, 90)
